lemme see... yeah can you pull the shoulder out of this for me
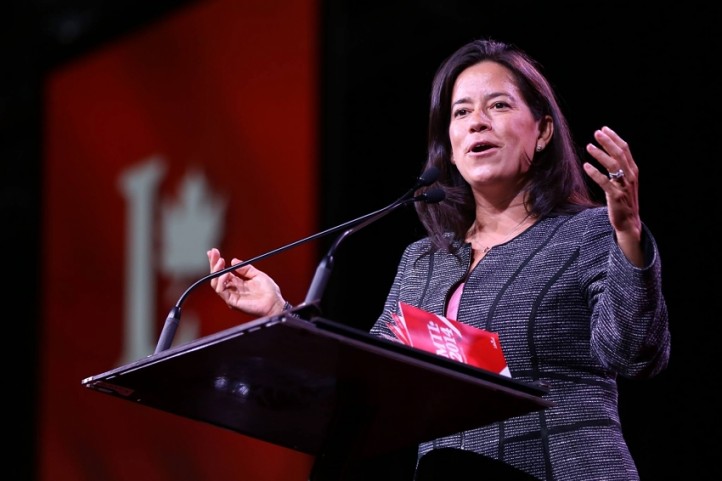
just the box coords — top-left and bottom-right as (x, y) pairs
(400, 234), (469, 263)
(568, 206), (609, 222)
(534, 206), (610, 233)
(404, 232), (467, 254)
(402, 236), (434, 257)
(531, 207), (613, 250)
(557, 206), (612, 233)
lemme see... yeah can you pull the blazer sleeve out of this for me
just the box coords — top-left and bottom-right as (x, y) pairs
(579, 208), (671, 378)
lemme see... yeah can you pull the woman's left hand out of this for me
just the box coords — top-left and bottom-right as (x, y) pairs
(583, 126), (644, 266)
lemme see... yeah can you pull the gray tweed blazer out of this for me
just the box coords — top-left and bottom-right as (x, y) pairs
(369, 206), (670, 481)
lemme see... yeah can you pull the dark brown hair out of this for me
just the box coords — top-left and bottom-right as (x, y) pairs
(416, 38), (598, 252)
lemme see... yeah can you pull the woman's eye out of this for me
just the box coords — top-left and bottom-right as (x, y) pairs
(491, 101), (509, 110)
(453, 108), (470, 117)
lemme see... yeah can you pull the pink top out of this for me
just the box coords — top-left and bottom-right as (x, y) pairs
(446, 282), (464, 319)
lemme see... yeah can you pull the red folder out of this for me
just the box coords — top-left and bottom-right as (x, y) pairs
(387, 302), (510, 377)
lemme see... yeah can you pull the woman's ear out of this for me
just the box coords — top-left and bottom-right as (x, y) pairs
(536, 115), (554, 150)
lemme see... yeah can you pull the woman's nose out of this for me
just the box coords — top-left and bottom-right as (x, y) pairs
(469, 111), (491, 131)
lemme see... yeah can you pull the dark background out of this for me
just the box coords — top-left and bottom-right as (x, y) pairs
(4, 0), (719, 479)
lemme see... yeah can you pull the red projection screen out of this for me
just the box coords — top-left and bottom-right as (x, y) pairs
(39, 1), (318, 479)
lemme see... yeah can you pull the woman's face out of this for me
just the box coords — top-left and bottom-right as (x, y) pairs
(448, 60), (549, 192)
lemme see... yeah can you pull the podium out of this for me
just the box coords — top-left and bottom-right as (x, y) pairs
(82, 308), (553, 480)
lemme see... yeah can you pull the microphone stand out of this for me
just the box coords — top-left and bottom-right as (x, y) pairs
(154, 169), (442, 354)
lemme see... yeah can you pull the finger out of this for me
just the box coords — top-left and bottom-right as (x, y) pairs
(601, 126), (638, 179)
(595, 127), (625, 154)
(207, 248), (222, 271)
(592, 127), (635, 174)
(210, 257), (227, 290)
(590, 127), (619, 154)
(231, 259), (254, 279)
(599, 126), (624, 147)
(582, 162), (612, 188)
(585, 142), (617, 174)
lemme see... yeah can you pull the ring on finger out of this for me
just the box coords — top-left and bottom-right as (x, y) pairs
(608, 169), (625, 182)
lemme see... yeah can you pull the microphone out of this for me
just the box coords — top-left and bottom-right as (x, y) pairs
(153, 168), (443, 354)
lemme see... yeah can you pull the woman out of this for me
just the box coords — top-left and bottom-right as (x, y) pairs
(208, 38), (670, 480)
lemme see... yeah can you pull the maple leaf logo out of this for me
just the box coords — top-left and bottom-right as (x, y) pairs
(160, 170), (227, 279)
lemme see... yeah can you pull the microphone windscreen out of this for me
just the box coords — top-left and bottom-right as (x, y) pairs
(416, 166), (439, 187)
(420, 188), (445, 204)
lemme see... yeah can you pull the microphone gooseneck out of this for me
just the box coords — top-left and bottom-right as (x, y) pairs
(302, 187), (445, 308)
(154, 168), (443, 354)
